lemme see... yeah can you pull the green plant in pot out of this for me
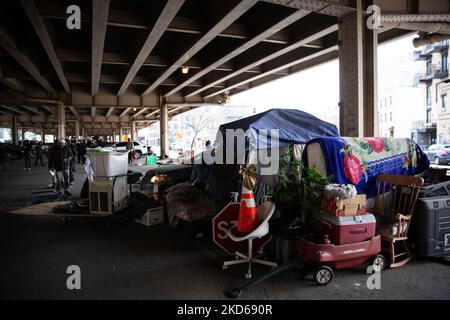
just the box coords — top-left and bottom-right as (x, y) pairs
(270, 144), (330, 236)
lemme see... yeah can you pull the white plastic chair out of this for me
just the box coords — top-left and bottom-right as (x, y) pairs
(223, 201), (277, 279)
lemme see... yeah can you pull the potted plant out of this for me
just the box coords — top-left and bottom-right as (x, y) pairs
(270, 144), (330, 236)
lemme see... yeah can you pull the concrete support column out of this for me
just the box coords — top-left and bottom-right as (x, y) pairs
(81, 127), (85, 140)
(119, 126), (123, 142)
(21, 128), (26, 141)
(130, 121), (136, 141)
(75, 120), (80, 141)
(41, 128), (45, 142)
(338, 0), (377, 137)
(57, 102), (65, 139)
(11, 115), (18, 145)
(159, 96), (168, 157)
(112, 129), (116, 142)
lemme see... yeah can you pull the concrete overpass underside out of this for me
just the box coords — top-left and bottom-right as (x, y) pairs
(0, 0), (448, 155)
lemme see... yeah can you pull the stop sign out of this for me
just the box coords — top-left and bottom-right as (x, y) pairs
(212, 202), (271, 255)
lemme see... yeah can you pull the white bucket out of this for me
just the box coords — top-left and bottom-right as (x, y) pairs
(88, 151), (128, 177)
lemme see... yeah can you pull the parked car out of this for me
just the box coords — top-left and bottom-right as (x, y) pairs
(0, 143), (24, 160)
(434, 150), (450, 165)
(104, 141), (148, 157)
(425, 144), (450, 165)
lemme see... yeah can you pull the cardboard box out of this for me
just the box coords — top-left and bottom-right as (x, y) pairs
(135, 207), (164, 226)
(322, 194), (366, 217)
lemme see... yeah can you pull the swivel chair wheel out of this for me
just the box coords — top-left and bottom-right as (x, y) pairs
(245, 272), (252, 279)
(225, 289), (242, 299)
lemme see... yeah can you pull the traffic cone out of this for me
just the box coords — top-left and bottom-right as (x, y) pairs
(237, 186), (258, 233)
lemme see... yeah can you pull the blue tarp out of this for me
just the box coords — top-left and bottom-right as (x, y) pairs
(216, 108), (339, 151)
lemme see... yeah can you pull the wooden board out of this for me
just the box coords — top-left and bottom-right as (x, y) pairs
(10, 201), (110, 218)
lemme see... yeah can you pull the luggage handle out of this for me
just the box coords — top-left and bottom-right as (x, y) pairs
(350, 228), (367, 234)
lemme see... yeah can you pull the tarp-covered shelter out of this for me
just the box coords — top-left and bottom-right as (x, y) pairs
(206, 108), (340, 206)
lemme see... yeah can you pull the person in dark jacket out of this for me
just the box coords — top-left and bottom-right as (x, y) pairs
(34, 141), (45, 166)
(48, 139), (73, 196)
(22, 140), (32, 171)
(68, 139), (77, 185)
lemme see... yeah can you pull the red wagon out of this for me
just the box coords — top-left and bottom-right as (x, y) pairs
(297, 234), (385, 285)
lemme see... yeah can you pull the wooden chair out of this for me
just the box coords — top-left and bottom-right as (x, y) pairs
(372, 174), (424, 268)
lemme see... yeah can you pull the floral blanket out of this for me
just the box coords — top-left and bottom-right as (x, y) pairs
(304, 137), (429, 198)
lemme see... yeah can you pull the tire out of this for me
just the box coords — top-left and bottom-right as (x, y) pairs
(371, 254), (386, 273)
(434, 157), (440, 165)
(136, 150), (143, 158)
(313, 265), (333, 286)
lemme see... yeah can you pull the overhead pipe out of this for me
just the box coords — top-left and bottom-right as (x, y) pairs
(412, 33), (450, 48)
(382, 22), (450, 35)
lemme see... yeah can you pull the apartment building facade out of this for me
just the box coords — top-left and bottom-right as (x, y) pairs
(412, 40), (449, 146)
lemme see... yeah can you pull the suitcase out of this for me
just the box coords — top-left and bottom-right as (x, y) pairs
(411, 196), (450, 258)
(320, 213), (376, 245)
(31, 190), (63, 204)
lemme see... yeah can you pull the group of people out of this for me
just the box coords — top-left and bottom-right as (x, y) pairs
(15, 139), (92, 197)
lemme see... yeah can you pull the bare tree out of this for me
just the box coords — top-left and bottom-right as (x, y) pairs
(185, 114), (208, 150)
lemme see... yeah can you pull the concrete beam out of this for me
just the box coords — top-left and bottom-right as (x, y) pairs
(141, 0), (259, 96)
(0, 26), (54, 93)
(164, 7), (310, 97)
(21, 0), (70, 93)
(119, 107), (132, 117)
(21, 105), (45, 116)
(0, 105), (29, 115)
(0, 66), (25, 92)
(92, 0), (110, 95)
(186, 17), (338, 97)
(106, 107), (114, 117)
(118, 0), (185, 96)
(132, 107), (149, 118)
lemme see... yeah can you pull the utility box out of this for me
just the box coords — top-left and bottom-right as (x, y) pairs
(89, 176), (128, 215)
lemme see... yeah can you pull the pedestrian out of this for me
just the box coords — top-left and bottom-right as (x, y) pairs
(48, 139), (73, 197)
(76, 140), (82, 163)
(34, 141), (45, 166)
(22, 140), (32, 171)
(80, 140), (87, 164)
(68, 139), (77, 185)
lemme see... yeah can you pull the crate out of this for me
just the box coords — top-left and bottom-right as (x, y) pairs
(135, 207), (164, 226)
(322, 194), (366, 217)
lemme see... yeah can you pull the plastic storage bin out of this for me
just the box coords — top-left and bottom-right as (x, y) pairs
(88, 151), (128, 177)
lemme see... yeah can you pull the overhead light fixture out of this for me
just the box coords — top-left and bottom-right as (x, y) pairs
(181, 66), (189, 74)
(133, 107), (137, 112)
